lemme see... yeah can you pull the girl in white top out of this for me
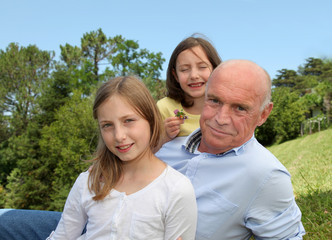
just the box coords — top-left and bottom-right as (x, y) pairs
(48, 76), (197, 240)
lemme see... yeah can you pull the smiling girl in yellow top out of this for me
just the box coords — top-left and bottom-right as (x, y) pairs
(157, 34), (222, 143)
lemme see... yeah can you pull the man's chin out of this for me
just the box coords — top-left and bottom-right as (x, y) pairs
(199, 136), (231, 154)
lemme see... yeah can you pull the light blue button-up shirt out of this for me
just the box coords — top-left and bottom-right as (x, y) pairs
(156, 129), (305, 240)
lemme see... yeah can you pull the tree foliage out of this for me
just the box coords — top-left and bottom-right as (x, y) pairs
(0, 29), (330, 211)
(256, 57), (332, 145)
(39, 91), (96, 210)
(0, 29), (166, 210)
(256, 87), (308, 144)
(0, 43), (54, 135)
(59, 28), (165, 98)
(0, 44), (54, 186)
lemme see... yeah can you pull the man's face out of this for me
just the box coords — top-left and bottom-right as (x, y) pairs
(198, 65), (271, 154)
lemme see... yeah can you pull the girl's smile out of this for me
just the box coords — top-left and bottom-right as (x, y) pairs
(116, 143), (134, 152)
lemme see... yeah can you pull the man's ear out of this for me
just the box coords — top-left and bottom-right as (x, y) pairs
(257, 102), (273, 126)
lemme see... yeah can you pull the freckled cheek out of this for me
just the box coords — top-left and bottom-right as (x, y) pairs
(176, 78), (187, 89)
(177, 72), (188, 81)
(101, 133), (114, 147)
(202, 71), (212, 81)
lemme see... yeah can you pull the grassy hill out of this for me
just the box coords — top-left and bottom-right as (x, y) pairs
(267, 128), (332, 240)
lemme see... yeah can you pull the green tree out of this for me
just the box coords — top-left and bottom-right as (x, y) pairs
(0, 43), (54, 136)
(4, 91), (97, 210)
(4, 121), (46, 209)
(81, 28), (116, 81)
(60, 43), (96, 96)
(299, 58), (332, 123)
(300, 57), (324, 76)
(37, 65), (73, 125)
(109, 35), (166, 98)
(273, 69), (298, 89)
(0, 100), (10, 175)
(144, 76), (166, 101)
(1, 29), (166, 210)
(60, 28), (118, 96)
(0, 43), (54, 186)
(110, 36), (164, 79)
(274, 68), (319, 97)
(39, 91), (97, 210)
(259, 57), (332, 145)
(256, 87), (308, 144)
(60, 29), (165, 98)
(315, 59), (332, 123)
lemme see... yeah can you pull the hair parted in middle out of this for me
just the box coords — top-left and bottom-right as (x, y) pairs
(166, 34), (222, 108)
(89, 75), (164, 201)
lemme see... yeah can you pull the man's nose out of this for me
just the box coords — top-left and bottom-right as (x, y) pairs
(215, 105), (231, 125)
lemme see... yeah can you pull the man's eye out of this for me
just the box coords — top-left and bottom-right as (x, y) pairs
(237, 106), (246, 111)
(208, 98), (219, 104)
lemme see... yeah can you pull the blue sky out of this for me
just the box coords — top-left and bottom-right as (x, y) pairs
(1, 0), (331, 79)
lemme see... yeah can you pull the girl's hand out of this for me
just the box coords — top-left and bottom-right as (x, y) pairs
(164, 117), (184, 142)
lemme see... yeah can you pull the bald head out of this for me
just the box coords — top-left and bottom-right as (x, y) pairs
(209, 60), (271, 110)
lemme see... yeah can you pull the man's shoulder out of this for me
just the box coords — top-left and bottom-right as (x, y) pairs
(245, 137), (275, 157)
(242, 138), (289, 175)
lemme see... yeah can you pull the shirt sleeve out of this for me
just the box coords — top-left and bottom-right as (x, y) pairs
(156, 98), (172, 120)
(245, 170), (305, 239)
(164, 175), (197, 240)
(50, 172), (88, 239)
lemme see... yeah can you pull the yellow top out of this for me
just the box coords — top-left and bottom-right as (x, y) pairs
(157, 97), (200, 137)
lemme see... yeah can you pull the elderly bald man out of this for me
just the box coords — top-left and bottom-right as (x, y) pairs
(156, 59), (305, 239)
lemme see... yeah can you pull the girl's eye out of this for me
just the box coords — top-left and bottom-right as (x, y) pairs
(102, 123), (112, 129)
(125, 118), (134, 123)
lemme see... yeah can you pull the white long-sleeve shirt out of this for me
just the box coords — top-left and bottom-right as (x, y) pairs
(48, 165), (197, 240)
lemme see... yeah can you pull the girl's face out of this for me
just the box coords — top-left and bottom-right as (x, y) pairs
(174, 46), (213, 100)
(97, 95), (151, 164)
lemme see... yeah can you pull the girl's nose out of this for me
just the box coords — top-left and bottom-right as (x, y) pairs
(190, 67), (200, 79)
(114, 126), (126, 142)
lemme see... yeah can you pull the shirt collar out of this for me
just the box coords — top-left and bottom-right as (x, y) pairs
(184, 129), (255, 156)
(184, 128), (202, 153)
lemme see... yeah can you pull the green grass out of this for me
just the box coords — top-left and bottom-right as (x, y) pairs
(266, 128), (332, 240)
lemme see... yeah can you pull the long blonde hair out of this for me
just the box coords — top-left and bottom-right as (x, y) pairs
(89, 76), (163, 201)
